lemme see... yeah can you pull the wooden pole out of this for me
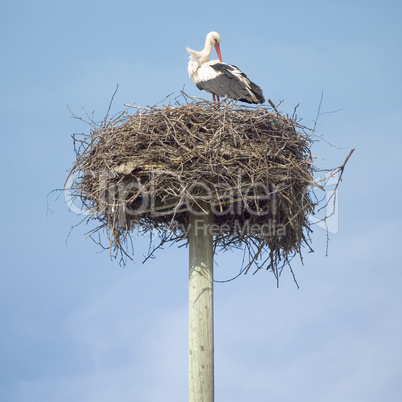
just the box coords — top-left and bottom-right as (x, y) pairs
(188, 206), (214, 402)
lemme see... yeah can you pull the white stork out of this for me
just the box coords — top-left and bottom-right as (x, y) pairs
(186, 31), (265, 104)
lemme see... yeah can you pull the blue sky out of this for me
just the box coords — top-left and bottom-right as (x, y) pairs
(1, 0), (402, 401)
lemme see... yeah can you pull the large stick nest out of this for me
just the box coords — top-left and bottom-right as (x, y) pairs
(67, 98), (319, 274)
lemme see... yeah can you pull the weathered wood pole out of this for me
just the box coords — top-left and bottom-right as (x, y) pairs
(188, 205), (214, 402)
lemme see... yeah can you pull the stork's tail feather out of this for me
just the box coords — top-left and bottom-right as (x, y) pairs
(249, 81), (265, 104)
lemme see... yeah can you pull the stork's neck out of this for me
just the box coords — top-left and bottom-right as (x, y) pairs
(187, 39), (214, 68)
(201, 36), (214, 62)
(187, 37), (216, 80)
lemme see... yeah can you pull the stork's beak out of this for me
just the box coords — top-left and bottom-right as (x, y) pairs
(214, 44), (222, 62)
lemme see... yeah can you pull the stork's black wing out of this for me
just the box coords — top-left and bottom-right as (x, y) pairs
(196, 63), (264, 104)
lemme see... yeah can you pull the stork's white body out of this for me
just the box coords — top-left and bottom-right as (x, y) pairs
(186, 32), (265, 104)
(188, 60), (223, 85)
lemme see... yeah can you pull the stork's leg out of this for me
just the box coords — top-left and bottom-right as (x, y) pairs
(212, 94), (216, 103)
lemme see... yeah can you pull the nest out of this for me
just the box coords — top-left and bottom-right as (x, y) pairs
(67, 98), (319, 275)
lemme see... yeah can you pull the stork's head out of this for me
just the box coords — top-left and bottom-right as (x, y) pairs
(206, 31), (222, 62)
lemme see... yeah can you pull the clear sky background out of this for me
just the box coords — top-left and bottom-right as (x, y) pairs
(1, 0), (401, 401)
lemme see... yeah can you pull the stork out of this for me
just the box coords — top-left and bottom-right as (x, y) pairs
(186, 31), (265, 104)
